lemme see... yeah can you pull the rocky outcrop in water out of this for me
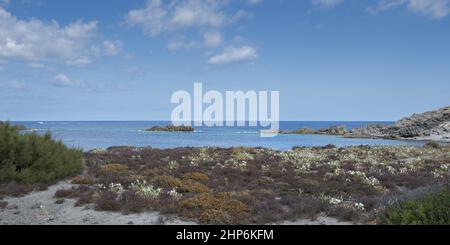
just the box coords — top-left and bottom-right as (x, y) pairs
(319, 125), (349, 136)
(280, 127), (318, 135)
(145, 125), (194, 132)
(281, 125), (348, 136)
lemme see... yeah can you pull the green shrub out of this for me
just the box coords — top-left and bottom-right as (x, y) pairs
(0, 122), (83, 184)
(381, 188), (450, 225)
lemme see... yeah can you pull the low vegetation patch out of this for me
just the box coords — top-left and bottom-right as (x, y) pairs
(0, 182), (47, 198)
(71, 175), (94, 185)
(0, 122), (83, 184)
(379, 186), (450, 225)
(77, 145), (450, 224)
(0, 201), (8, 209)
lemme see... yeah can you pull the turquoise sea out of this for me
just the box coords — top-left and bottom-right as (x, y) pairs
(13, 121), (423, 151)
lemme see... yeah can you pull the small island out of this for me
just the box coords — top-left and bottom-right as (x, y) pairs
(145, 125), (194, 132)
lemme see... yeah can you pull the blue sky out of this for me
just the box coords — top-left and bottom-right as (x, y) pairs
(0, 0), (449, 121)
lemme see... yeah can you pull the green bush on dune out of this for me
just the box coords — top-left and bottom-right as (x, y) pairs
(382, 188), (450, 225)
(0, 122), (83, 184)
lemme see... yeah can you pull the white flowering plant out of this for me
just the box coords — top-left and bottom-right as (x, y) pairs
(131, 180), (162, 199)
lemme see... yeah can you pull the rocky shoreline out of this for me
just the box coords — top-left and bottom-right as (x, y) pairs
(282, 106), (450, 142)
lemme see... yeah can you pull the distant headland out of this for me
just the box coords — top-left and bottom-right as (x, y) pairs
(282, 106), (450, 142)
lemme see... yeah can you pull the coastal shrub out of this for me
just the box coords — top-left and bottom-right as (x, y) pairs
(280, 195), (327, 221)
(74, 191), (95, 207)
(0, 122), (83, 184)
(380, 188), (450, 225)
(183, 172), (209, 181)
(71, 175), (95, 185)
(152, 175), (182, 188)
(95, 191), (120, 211)
(119, 190), (151, 213)
(55, 199), (65, 205)
(424, 141), (441, 149)
(0, 182), (42, 197)
(177, 192), (249, 224)
(54, 185), (91, 199)
(179, 179), (209, 193)
(54, 188), (74, 198)
(154, 193), (178, 214)
(100, 163), (128, 175)
(0, 201), (7, 209)
(130, 180), (162, 199)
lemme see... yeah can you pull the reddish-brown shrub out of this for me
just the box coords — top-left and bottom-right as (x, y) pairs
(119, 190), (151, 213)
(0, 201), (7, 209)
(95, 191), (120, 211)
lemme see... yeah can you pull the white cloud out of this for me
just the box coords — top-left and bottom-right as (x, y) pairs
(28, 62), (46, 69)
(0, 80), (26, 90)
(167, 36), (196, 51)
(103, 40), (122, 56)
(203, 31), (223, 47)
(125, 1), (260, 61)
(0, 7), (122, 65)
(208, 46), (258, 65)
(52, 74), (84, 87)
(65, 57), (93, 66)
(312, 0), (345, 8)
(367, 0), (408, 15)
(408, 0), (450, 19)
(368, 0), (450, 19)
(125, 0), (233, 36)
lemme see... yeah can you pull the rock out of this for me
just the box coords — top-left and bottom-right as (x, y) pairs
(145, 125), (194, 132)
(347, 124), (389, 138)
(285, 106), (450, 142)
(280, 126), (348, 136)
(88, 148), (107, 154)
(295, 128), (318, 134)
(348, 106), (450, 142)
(280, 127), (318, 134)
(319, 126), (348, 136)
